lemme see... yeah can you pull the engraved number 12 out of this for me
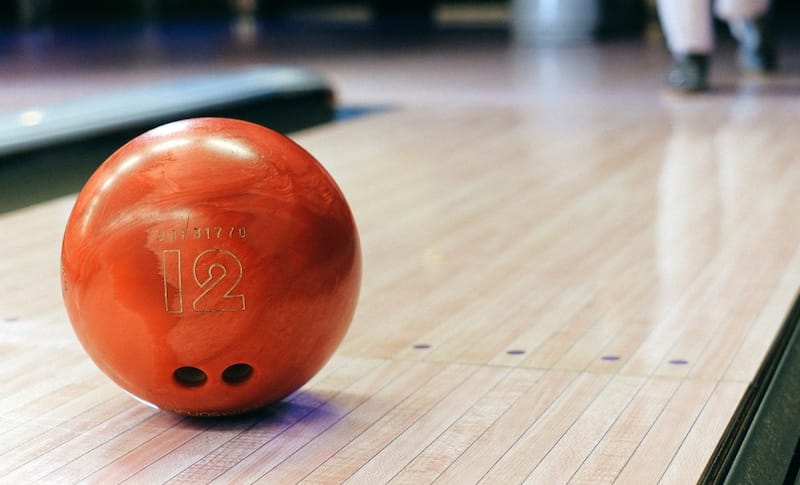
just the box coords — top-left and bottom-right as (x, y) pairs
(162, 248), (246, 313)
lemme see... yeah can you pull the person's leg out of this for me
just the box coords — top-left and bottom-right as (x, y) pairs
(657, 0), (714, 92)
(715, 0), (775, 72)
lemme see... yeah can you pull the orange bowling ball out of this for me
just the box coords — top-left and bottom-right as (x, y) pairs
(61, 118), (361, 416)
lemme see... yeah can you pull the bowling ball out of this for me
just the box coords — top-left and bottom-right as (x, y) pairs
(61, 118), (361, 416)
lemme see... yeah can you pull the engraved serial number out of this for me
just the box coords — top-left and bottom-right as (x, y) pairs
(154, 226), (247, 242)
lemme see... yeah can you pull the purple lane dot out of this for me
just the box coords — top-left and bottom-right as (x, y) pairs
(669, 359), (689, 365)
(506, 349), (525, 355)
(601, 355), (621, 361)
(413, 344), (431, 350)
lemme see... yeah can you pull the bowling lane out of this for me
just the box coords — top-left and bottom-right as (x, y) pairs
(3, 93), (800, 481)
(2, 20), (800, 483)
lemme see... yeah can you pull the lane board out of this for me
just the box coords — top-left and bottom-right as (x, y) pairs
(1, 95), (800, 483)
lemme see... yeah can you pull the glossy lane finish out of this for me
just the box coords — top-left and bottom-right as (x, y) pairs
(6, 24), (800, 482)
(60, 118), (361, 416)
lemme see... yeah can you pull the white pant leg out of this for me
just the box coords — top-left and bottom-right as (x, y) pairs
(657, 0), (714, 56)
(714, 0), (770, 21)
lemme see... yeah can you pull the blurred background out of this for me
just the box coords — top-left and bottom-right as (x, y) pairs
(0, 0), (798, 210)
(1, 0), (799, 34)
(3, 1), (798, 85)
(2, 0), (799, 112)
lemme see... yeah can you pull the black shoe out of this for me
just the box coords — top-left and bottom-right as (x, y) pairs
(730, 16), (777, 73)
(666, 53), (709, 93)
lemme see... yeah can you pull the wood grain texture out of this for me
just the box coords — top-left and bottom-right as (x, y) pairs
(2, 32), (800, 484)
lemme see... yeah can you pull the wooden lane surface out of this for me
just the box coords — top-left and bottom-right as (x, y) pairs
(1, 92), (800, 483)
